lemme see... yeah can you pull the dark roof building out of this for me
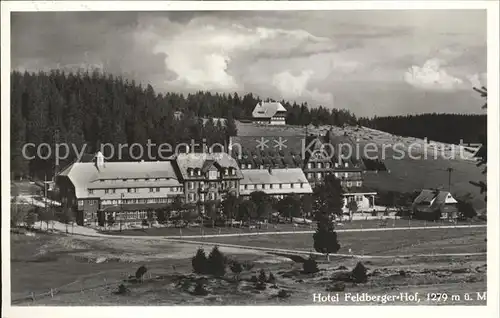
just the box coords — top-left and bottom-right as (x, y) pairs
(412, 189), (459, 220)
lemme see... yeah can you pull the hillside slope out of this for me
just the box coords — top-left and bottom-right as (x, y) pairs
(235, 121), (486, 209)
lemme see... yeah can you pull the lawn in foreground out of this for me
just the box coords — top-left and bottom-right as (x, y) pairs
(10, 229), (486, 306)
(196, 227), (487, 256)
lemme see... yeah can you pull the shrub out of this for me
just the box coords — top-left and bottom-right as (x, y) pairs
(107, 214), (115, 227)
(135, 265), (147, 280)
(255, 281), (267, 290)
(193, 281), (209, 296)
(242, 261), (255, 271)
(277, 289), (291, 298)
(116, 284), (129, 295)
(351, 262), (368, 283)
(258, 269), (267, 283)
(25, 211), (38, 229)
(192, 248), (208, 274)
(302, 255), (319, 274)
(230, 261), (243, 275)
(371, 210), (378, 217)
(267, 272), (276, 284)
(326, 281), (345, 292)
(207, 246), (226, 276)
(141, 218), (149, 227)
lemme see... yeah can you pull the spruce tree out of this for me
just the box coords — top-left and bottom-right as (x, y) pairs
(313, 213), (340, 259)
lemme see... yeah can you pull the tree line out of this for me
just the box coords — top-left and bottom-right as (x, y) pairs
(358, 113), (486, 145)
(11, 70), (359, 180)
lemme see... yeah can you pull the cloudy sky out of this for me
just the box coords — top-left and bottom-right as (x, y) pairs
(11, 10), (487, 117)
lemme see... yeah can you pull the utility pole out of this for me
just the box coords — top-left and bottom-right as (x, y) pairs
(53, 129), (60, 182)
(120, 193), (124, 232)
(446, 168), (453, 192)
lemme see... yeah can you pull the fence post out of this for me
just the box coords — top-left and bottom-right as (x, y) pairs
(31, 292), (35, 302)
(50, 288), (54, 298)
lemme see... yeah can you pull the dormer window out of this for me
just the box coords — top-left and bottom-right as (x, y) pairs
(224, 168), (229, 176)
(197, 168), (201, 176)
(188, 168), (194, 177)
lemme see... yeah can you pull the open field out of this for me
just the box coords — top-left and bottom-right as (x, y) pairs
(11, 225), (486, 305)
(195, 227), (486, 256)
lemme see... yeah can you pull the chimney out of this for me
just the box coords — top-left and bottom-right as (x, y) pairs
(95, 151), (105, 170)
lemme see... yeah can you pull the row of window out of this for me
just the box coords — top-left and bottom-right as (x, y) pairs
(108, 211), (149, 220)
(186, 181), (237, 190)
(306, 172), (361, 180)
(187, 167), (236, 177)
(307, 162), (352, 169)
(101, 198), (172, 205)
(346, 195), (364, 202)
(88, 187), (183, 195)
(81, 197), (176, 206)
(341, 180), (362, 187)
(99, 178), (171, 183)
(188, 192), (217, 202)
(241, 183), (305, 191)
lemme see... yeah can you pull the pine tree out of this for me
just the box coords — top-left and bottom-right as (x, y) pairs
(207, 246), (226, 276)
(313, 213), (341, 259)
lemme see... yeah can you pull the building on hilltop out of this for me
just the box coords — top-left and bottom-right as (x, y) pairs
(239, 167), (313, 200)
(252, 101), (287, 125)
(412, 189), (458, 220)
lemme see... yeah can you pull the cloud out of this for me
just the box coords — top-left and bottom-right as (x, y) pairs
(404, 59), (464, 90)
(10, 11), (487, 116)
(467, 72), (487, 89)
(272, 70), (333, 105)
(146, 17), (338, 93)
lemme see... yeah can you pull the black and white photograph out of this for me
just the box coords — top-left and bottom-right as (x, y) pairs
(2, 0), (499, 315)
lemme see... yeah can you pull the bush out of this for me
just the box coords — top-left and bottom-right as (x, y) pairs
(230, 261), (243, 276)
(192, 248), (208, 274)
(351, 262), (368, 283)
(116, 284), (129, 295)
(258, 269), (267, 283)
(135, 265), (147, 280)
(207, 246), (226, 276)
(255, 281), (267, 290)
(326, 281), (346, 292)
(267, 272), (276, 284)
(141, 218), (149, 227)
(193, 281), (209, 296)
(277, 289), (291, 298)
(25, 211), (38, 229)
(371, 210), (378, 217)
(107, 214), (115, 227)
(242, 261), (255, 271)
(302, 255), (319, 274)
